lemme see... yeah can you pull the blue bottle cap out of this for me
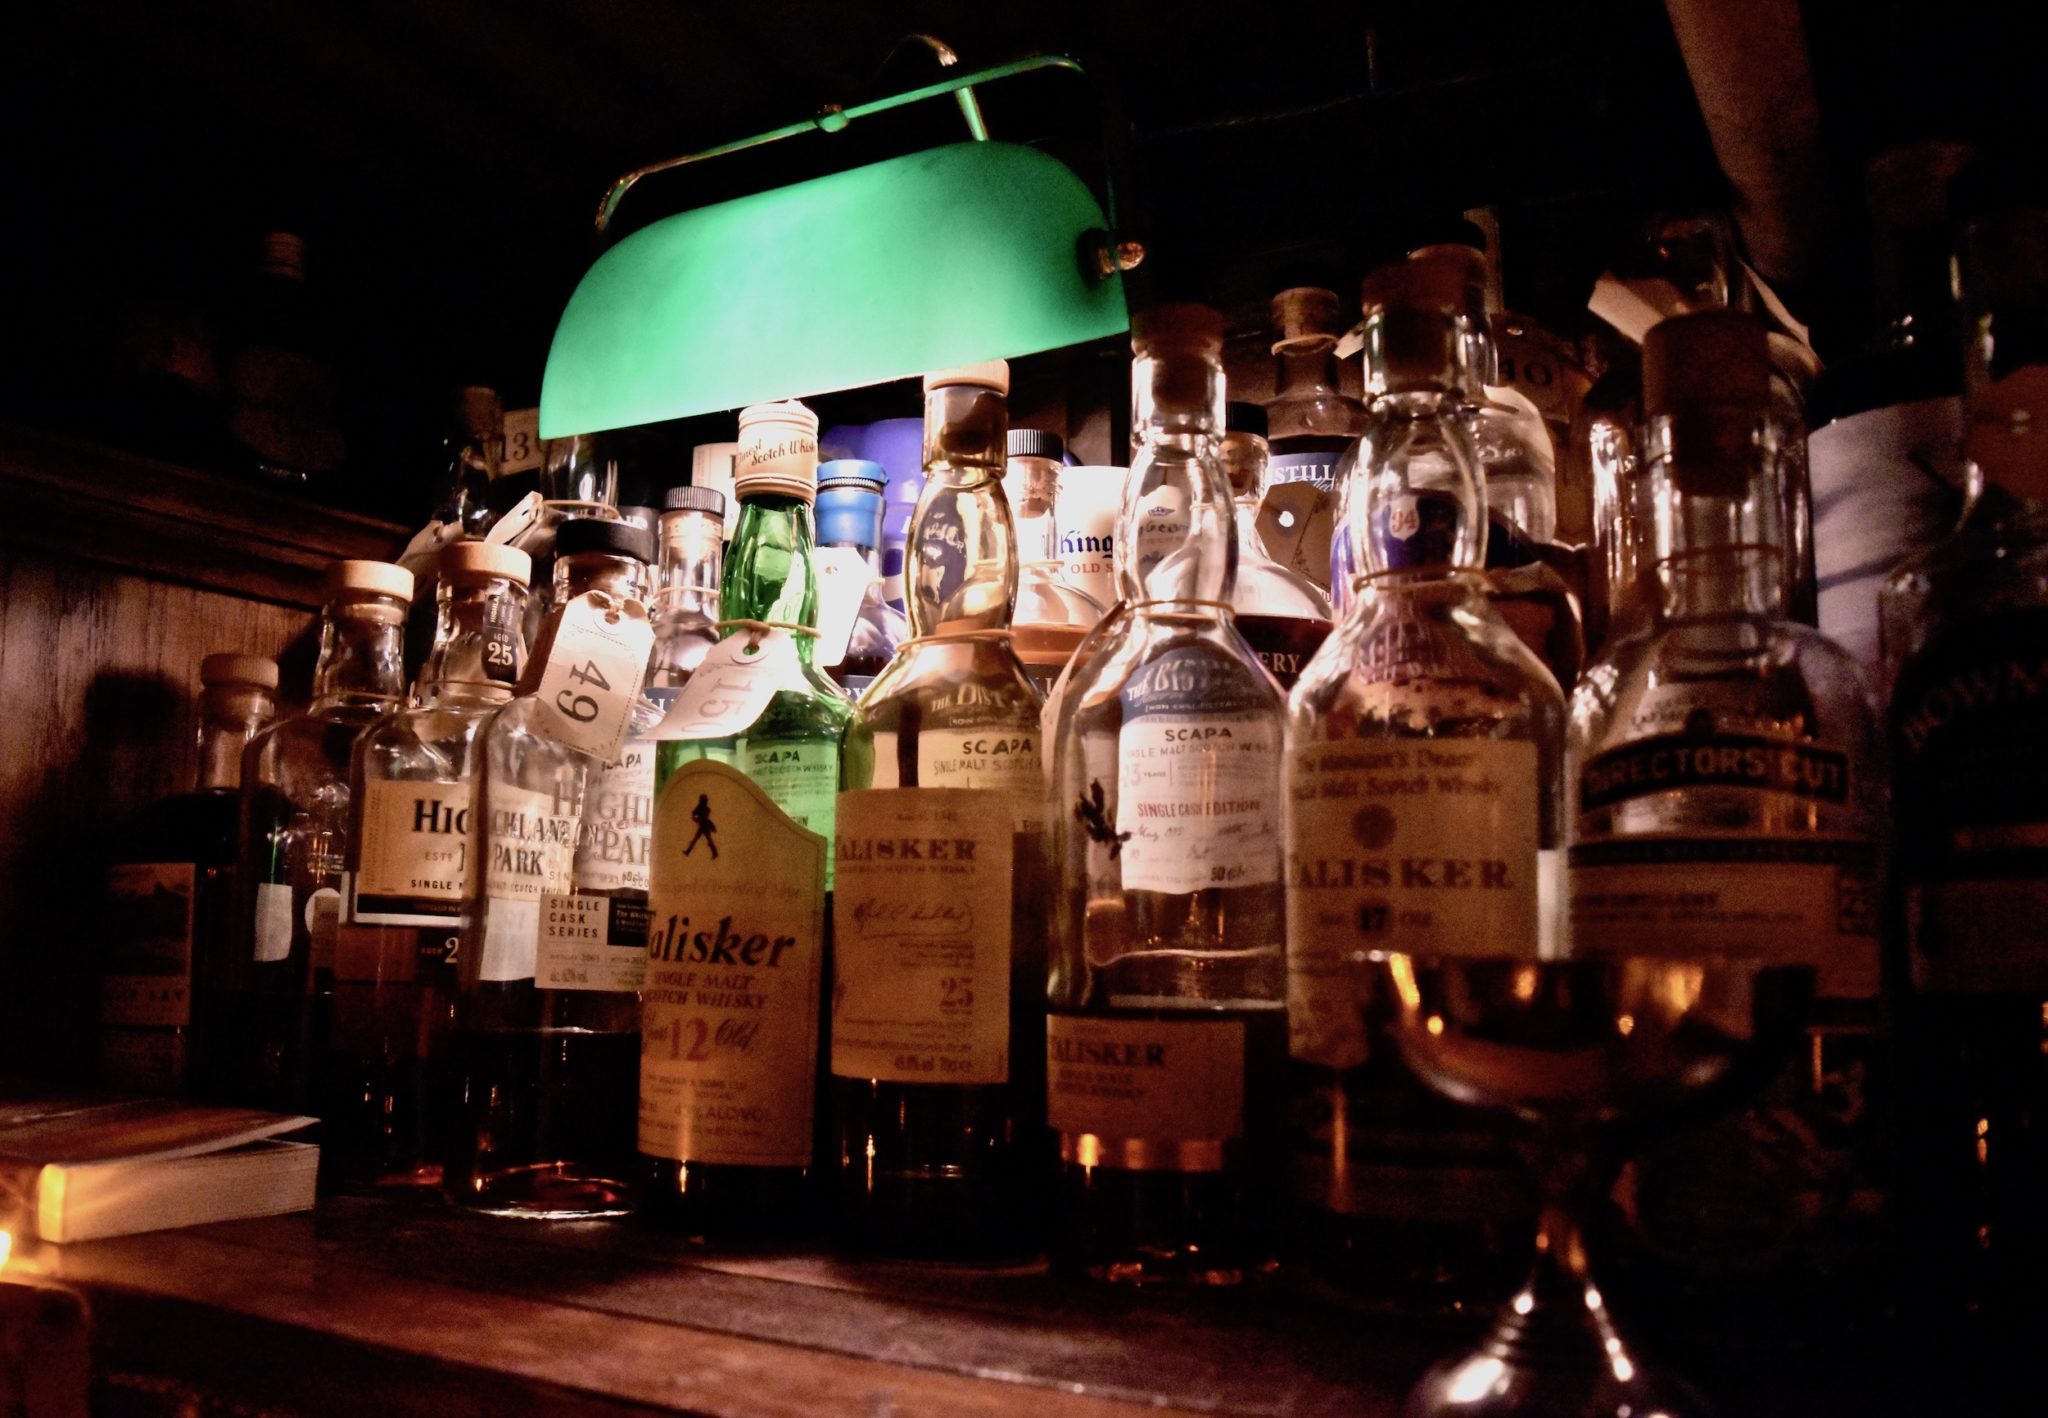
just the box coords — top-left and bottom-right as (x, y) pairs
(816, 458), (888, 493)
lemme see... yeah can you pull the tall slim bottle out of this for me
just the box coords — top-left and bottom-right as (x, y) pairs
(1218, 400), (1333, 692)
(1046, 306), (1289, 1285)
(641, 400), (854, 1238)
(1265, 287), (1369, 592)
(445, 518), (655, 1216)
(1283, 252), (1564, 1304)
(649, 485), (725, 710)
(831, 362), (1047, 1258)
(104, 654), (278, 1094)
(333, 541), (530, 1185)
(228, 560), (413, 1111)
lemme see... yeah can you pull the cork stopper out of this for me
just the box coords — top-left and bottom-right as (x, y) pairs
(923, 360), (1010, 396)
(200, 653), (280, 690)
(734, 400), (820, 501)
(1358, 254), (1471, 395)
(326, 559), (414, 603)
(1271, 287), (1344, 353)
(1643, 311), (1769, 498)
(439, 539), (531, 587)
(1132, 303), (1225, 357)
(456, 386), (503, 441)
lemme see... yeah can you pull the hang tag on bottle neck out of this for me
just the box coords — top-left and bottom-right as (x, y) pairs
(533, 591), (654, 762)
(654, 626), (801, 740)
(812, 548), (875, 670)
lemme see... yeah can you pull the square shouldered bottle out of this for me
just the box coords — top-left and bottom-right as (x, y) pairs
(830, 361), (1049, 1259)
(444, 518), (656, 1217)
(1282, 251), (1566, 1305)
(330, 540), (531, 1186)
(225, 559), (413, 1111)
(1045, 306), (1289, 1286)
(640, 399), (854, 1239)
(1570, 311), (1884, 1312)
(103, 654), (278, 1094)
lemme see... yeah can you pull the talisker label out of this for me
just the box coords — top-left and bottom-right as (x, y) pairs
(1579, 733), (1851, 813)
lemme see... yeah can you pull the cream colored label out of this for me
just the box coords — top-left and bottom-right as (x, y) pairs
(103, 862), (195, 1027)
(831, 789), (1013, 1086)
(537, 892), (646, 992)
(916, 729), (1043, 834)
(639, 759), (826, 1168)
(1047, 1014), (1245, 1150)
(577, 747), (654, 892)
(483, 784), (579, 902)
(1569, 838), (1879, 998)
(352, 778), (472, 924)
(1285, 738), (1541, 1069)
(1115, 714), (1280, 894)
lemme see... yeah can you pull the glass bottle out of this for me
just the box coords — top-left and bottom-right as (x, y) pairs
(1283, 250), (1565, 1306)
(1264, 286), (1369, 593)
(1886, 188), (2048, 1328)
(812, 459), (907, 694)
(1046, 305), (1289, 1286)
(831, 362), (1047, 1258)
(1569, 311), (1884, 1316)
(331, 541), (530, 1186)
(431, 386), (507, 540)
(1010, 429), (1109, 693)
(641, 399), (854, 1238)
(1004, 427), (1063, 558)
(224, 231), (344, 488)
(649, 485), (725, 710)
(226, 560), (413, 1111)
(103, 654), (278, 1095)
(444, 517), (654, 1216)
(1053, 464), (1126, 612)
(1219, 400), (1333, 692)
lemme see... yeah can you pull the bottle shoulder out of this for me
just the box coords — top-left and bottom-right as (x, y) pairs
(854, 637), (1042, 734)
(1062, 611), (1286, 732)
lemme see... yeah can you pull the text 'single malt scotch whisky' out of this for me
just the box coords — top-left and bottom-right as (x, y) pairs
(335, 540), (530, 1186)
(104, 654), (278, 1095)
(641, 400), (854, 1239)
(1046, 306), (1290, 1286)
(229, 559), (413, 1112)
(1283, 250), (1566, 1306)
(831, 361), (1049, 1258)
(444, 519), (655, 1217)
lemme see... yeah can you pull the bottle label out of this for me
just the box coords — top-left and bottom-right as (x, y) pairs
(103, 862), (196, 1027)
(1054, 479), (1121, 608)
(1284, 739), (1542, 1068)
(1046, 1014), (1244, 1171)
(811, 548), (875, 670)
(1113, 649), (1281, 895)
(1269, 450), (1340, 493)
(1578, 733), (1851, 812)
(1131, 481), (1191, 583)
(1370, 488), (1463, 571)
(640, 758), (826, 1168)
(533, 592), (655, 763)
(253, 881), (293, 963)
(915, 729), (1044, 835)
(744, 741), (840, 890)
(350, 778), (472, 925)
(475, 784), (580, 982)
(830, 789), (1012, 1085)
(1236, 614), (1331, 692)
(577, 747), (655, 893)
(537, 893), (647, 992)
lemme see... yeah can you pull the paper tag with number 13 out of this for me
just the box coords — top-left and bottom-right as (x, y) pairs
(535, 593), (654, 762)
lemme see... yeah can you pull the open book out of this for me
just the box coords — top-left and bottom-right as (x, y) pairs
(0, 1097), (317, 1243)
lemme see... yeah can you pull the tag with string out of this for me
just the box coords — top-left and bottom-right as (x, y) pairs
(653, 622), (808, 740)
(811, 550), (873, 670)
(534, 592), (655, 762)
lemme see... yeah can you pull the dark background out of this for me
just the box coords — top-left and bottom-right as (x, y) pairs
(0, 0), (2028, 523)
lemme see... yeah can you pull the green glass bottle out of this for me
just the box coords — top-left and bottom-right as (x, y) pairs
(641, 399), (854, 1238)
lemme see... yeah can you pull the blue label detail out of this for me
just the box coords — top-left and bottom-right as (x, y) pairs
(1270, 452), (1339, 494)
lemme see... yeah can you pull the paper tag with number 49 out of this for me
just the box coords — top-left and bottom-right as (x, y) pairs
(535, 593), (654, 762)
(653, 629), (800, 741)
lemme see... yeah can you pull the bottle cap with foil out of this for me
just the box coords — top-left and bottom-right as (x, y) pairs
(734, 400), (820, 501)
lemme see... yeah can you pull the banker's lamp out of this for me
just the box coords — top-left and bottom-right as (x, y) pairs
(538, 54), (1137, 438)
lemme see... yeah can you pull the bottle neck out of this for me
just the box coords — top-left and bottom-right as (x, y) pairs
(912, 383), (1016, 636)
(1641, 410), (1789, 619)
(312, 594), (409, 711)
(1273, 340), (1344, 401)
(420, 576), (527, 703)
(553, 552), (651, 609)
(1123, 349), (1236, 605)
(195, 685), (275, 791)
(722, 493), (821, 659)
(1348, 390), (1486, 578)
(658, 509), (725, 618)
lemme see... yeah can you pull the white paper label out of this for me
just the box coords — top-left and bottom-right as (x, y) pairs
(478, 897), (540, 982)
(576, 747), (654, 892)
(537, 892), (647, 992)
(501, 406), (543, 473)
(534, 592), (655, 763)
(254, 881), (293, 963)
(812, 548), (875, 671)
(916, 729), (1044, 835)
(483, 784), (579, 902)
(653, 629), (799, 740)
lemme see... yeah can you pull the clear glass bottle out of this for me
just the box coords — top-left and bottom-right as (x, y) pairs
(431, 386), (507, 539)
(1009, 429), (1109, 693)
(225, 560), (413, 1112)
(1219, 400), (1333, 692)
(331, 541), (530, 1186)
(1283, 250), (1565, 1306)
(812, 459), (907, 694)
(1569, 311), (1883, 1311)
(641, 399), (854, 1239)
(1046, 305), (1289, 1286)
(649, 485), (725, 711)
(104, 654), (278, 1095)
(444, 518), (654, 1217)
(1265, 286), (1369, 594)
(831, 362), (1048, 1258)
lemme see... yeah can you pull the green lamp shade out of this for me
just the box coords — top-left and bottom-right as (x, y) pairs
(539, 140), (1129, 437)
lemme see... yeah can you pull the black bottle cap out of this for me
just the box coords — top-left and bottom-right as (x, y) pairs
(555, 516), (654, 563)
(664, 484), (727, 515)
(1006, 428), (1065, 460)
(1225, 401), (1268, 437)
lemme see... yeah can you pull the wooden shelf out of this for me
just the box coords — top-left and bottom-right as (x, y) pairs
(0, 424), (410, 612)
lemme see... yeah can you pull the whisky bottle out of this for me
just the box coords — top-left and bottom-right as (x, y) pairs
(1008, 429), (1108, 693)
(103, 654), (278, 1094)
(331, 541), (531, 1185)
(1046, 305), (1289, 1286)
(444, 517), (654, 1216)
(1283, 251), (1564, 1305)
(1886, 189), (2048, 1322)
(812, 459), (907, 694)
(1264, 286), (1368, 593)
(1569, 311), (1883, 1303)
(431, 386), (508, 540)
(831, 362), (1048, 1258)
(1218, 401), (1333, 692)
(648, 485), (725, 710)
(641, 399), (854, 1238)
(225, 560), (412, 1111)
